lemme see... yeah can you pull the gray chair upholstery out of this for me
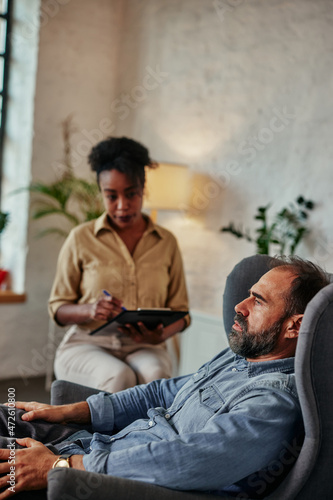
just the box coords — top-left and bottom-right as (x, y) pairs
(47, 255), (333, 499)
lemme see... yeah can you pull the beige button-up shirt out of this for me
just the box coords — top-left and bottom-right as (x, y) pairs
(49, 213), (189, 350)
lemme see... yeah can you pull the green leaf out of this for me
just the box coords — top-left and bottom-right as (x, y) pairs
(221, 223), (246, 239)
(220, 196), (315, 256)
(26, 181), (73, 209)
(35, 227), (70, 239)
(31, 205), (80, 226)
(0, 211), (9, 233)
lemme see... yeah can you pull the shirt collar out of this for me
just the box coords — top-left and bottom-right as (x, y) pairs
(143, 214), (164, 239)
(93, 212), (164, 239)
(233, 354), (295, 377)
(93, 212), (112, 235)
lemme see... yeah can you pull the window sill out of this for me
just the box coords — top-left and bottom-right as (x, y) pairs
(0, 290), (26, 303)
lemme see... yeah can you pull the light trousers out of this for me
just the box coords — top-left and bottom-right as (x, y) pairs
(54, 342), (172, 392)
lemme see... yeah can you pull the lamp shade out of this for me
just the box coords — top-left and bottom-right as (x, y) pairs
(143, 162), (190, 211)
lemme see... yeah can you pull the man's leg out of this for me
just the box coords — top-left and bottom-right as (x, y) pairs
(0, 404), (78, 447)
(0, 405), (81, 499)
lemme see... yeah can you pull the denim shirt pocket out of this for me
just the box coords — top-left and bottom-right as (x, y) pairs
(199, 385), (225, 412)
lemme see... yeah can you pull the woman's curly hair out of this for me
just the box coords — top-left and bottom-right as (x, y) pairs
(88, 136), (157, 187)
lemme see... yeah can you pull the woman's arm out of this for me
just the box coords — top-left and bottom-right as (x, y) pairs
(55, 295), (124, 327)
(49, 227), (125, 327)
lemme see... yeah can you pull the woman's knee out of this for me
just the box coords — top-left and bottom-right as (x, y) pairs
(136, 365), (171, 385)
(99, 364), (137, 392)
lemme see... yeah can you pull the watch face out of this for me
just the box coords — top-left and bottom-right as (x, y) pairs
(55, 459), (70, 468)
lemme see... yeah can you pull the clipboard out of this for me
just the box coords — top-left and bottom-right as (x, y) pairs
(89, 309), (188, 336)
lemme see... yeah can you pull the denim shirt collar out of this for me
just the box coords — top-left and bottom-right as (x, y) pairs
(233, 354), (295, 377)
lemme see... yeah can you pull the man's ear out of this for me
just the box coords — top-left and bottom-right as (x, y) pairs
(285, 314), (303, 339)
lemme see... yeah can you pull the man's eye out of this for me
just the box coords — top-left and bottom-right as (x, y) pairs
(255, 298), (261, 305)
(107, 195), (117, 201)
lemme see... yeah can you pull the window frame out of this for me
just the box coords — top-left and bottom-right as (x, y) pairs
(0, 0), (13, 204)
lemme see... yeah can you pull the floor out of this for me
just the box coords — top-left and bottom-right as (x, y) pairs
(0, 376), (50, 404)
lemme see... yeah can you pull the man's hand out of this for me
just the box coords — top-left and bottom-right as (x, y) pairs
(0, 439), (85, 498)
(9, 401), (91, 425)
(0, 438), (55, 497)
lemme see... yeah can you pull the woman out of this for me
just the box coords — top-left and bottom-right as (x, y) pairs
(49, 137), (190, 392)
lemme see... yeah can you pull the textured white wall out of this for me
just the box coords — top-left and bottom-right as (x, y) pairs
(1, 0), (333, 379)
(112, 0), (333, 315)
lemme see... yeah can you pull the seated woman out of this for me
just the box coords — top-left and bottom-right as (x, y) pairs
(49, 136), (190, 392)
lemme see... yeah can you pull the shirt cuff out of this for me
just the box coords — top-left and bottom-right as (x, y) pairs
(182, 313), (191, 330)
(87, 392), (115, 433)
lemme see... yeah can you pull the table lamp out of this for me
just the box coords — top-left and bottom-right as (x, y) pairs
(143, 162), (190, 222)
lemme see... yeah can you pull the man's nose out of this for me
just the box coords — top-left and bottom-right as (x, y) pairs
(235, 297), (249, 317)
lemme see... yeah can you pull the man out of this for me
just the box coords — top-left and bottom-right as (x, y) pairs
(0, 256), (329, 499)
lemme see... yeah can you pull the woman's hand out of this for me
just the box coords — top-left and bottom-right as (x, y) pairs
(119, 322), (165, 345)
(55, 294), (124, 326)
(89, 294), (124, 322)
(9, 401), (91, 425)
(119, 317), (186, 345)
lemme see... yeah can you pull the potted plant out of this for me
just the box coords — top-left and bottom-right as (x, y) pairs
(221, 196), (315, 256)
(19, 115), (104, 239)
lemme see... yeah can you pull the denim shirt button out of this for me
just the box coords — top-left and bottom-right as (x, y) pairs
(165, 413), (171, 420)
(148, 420), (154, 427)
(232, 367), (237, 372)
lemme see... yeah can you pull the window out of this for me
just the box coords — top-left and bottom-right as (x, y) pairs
(0, 0), (40, 294)
(0, 0), (12, 203)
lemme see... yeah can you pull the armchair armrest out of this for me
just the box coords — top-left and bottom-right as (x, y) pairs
(50, 380), (103, 405)
(47, 468), (228, 500)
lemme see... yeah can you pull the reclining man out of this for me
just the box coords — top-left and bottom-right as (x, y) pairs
(0, 256), (329, 499)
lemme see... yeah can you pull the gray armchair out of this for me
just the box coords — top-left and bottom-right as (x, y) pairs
(47, 255), (333, 499)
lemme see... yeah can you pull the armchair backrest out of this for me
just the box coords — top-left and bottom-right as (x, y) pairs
(272, 281), (333, 499)
(223, 254), (333, 499)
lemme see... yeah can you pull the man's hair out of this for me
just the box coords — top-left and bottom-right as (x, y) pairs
(88, 136), (157, 188)
(270, 256), (330, 316)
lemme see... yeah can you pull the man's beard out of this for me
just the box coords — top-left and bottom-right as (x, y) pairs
(229, 313), (286, 359)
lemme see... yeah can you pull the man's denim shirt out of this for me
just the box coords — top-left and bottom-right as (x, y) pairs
(59, 348), (302, 497)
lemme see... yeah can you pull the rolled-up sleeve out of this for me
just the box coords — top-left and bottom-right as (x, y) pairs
(48, 230), (82, 323)
(86, 375), (190, 433)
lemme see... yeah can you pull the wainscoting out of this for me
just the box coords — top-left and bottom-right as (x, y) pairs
(178, 310), (228, 376)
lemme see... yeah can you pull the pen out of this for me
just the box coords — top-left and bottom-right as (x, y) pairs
(103, 290), (127, 311)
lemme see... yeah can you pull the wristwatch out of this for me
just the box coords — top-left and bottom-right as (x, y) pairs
(52, 454), (73, 469)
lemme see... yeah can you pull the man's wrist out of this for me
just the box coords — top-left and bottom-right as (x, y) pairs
(71, 454), (86, 470)
(51, 454), (85, 471)
(66, 401), (91, 424)
(52, 454), (73, 468)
